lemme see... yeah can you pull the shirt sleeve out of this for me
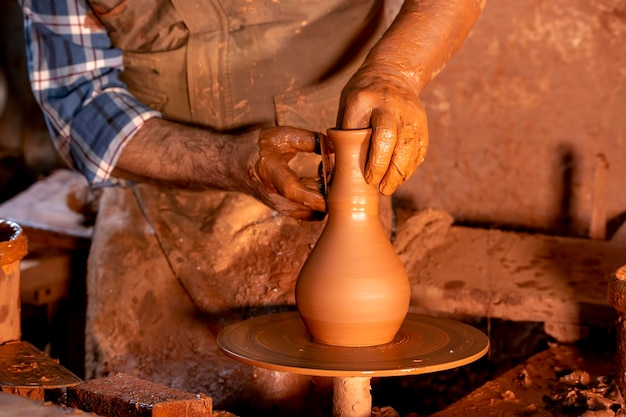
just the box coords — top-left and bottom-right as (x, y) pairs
(19, 0), (161, 186)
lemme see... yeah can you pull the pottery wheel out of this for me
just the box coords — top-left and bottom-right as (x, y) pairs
(218, 312), (489, 377)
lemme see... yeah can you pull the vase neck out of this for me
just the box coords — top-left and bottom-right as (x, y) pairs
(326, 129), (379, 216)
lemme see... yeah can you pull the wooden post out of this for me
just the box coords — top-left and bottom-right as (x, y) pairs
(0, 220), (28, 344)
(589, 153), (609, 241)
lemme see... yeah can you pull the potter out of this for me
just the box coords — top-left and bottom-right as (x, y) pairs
(19, 0), (485, 413)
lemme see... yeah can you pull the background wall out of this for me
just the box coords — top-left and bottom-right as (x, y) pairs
(398, 0), (626, 238)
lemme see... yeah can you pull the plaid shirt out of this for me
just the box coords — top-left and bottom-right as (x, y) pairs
(19, 0), (161, 185)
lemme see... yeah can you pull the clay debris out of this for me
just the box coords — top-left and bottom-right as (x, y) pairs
(544, 369), (624, 416)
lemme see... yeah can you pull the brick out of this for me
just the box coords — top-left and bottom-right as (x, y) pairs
(67, 373), (212, 417)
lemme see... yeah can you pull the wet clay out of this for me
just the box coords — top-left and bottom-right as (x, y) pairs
(0, 220), (28, 344)
(295, 128), (410, 346)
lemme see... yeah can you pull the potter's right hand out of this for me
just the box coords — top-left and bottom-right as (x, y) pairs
(247, 127), (328, 220)
(337, 66), (428, 196)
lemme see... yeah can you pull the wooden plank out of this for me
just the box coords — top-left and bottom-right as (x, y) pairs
(0, 341), (82, 393)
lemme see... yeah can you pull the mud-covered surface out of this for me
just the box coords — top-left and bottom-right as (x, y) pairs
(423, 329), (619, 417)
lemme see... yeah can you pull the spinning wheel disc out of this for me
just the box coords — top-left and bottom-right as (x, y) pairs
(218, 312), (489, 377)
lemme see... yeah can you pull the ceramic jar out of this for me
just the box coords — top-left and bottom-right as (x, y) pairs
(296, 128), (410, 346)
(0, 219), (28, 344)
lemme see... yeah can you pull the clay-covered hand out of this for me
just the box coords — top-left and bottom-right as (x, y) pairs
(337, 65), (428, 195)
(248, 127), (327, 220)
(111, 119), (327, 220)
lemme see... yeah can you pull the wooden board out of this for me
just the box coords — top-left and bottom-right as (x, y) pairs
(0, 341), (82, 400)
(399, 223), (626, 340)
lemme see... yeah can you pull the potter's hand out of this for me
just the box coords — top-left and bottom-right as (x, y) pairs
(337, 66), (428, 195)
(111, 119), (326, 220)
(335, 0), (487, 194)
(248, 127), (327, 220)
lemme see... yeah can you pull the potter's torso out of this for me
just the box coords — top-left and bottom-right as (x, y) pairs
(88, 0), (388, 132)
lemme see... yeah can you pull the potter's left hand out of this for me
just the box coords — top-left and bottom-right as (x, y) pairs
(337, 65), (428, 195)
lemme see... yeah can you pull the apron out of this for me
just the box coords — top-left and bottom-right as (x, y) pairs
(84, 0), (392, 413)
(89, 0), (387, 131)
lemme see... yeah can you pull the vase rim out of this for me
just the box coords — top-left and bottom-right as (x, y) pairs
(0, 219), (22, 241)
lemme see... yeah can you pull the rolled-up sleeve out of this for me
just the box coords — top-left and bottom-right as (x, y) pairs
(19, 0), (161, 186)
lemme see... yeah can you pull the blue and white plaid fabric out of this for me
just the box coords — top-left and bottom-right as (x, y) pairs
(19, 0), (161, 185)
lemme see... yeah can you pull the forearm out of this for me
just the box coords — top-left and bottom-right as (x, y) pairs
(337, 0), (485, 193)
(366, 0), (486, 94)
(112, 118), (257, 193)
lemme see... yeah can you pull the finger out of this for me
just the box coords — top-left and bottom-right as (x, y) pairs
(282, 128), (320, 153)
(265, 193), (319, 220)
(300, 177), (323, 194)
(338, 92), (372, 129)
(380, 123), (429, 195)
(379, 124), (416, 194)
(279, 177), (327, 213)
(267, 160), (327, 213)
(366, 108), (397, 185)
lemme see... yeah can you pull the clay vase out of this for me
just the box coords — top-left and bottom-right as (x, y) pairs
(295, 128), (410, 347)
(0, 219), (28, 344)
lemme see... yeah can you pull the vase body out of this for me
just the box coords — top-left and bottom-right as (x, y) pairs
(296, 128), (410, 346)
